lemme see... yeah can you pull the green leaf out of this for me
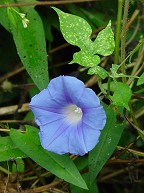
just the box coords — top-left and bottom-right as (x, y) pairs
(65, 4), (96, 30)
(0, 0), (48, 91)
(93, 21), (115, 56)
(74, 156), (88, 171)
(88, 105), (125, 184)
(10, 126), (88, 190)
(109, 82), (132, 110)
(110, 64), (120, 77)
(8, 7), (48, 90)
(52, 7), (93, 53)
(0, 2), (11, 31)
(71, 173), (99, 193)
(137, 72), (144, 86)
(0, 136), (26, 162)
(12, 158), (25, 173)
(52, 7), (114, 71)
(88, 66), (108, 79)
(70, 51), (100, 67)
(7, 7), (18, 29)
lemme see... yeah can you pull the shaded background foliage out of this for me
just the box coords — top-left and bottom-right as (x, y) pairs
(0, 0), (144, 192)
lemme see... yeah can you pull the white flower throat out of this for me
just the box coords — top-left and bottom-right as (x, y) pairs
(65, 104), (83, 123)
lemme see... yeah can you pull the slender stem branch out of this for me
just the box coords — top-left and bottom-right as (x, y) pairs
(100, 163), (142, 181)
(106, 77), (111, 97)
(128, 102), (139, 126)
(0, 67), (24, 83)
(0, 119), (33, 124)
(114, 0), (123, 64)
(0, 166), (12, 175)
(0, 128), (26, 133)
(0, 0), (96, 8)
(97, 77), (107, 95)
(0, 103), (29, 116)
(120, 0), (129, 83)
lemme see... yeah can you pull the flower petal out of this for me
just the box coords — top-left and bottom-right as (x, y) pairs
(39, 119), (92, 155)
(48, 76), (85, 104)
(29, 89), (67, 126)
(35, 110), (66, 126)
(80, 106), (106, 151)
(68, 123), (88, 155)
(81, 121), (101, 151)
(77, 88), (100, 109)
(39, 119), (70, 154)
(30, 88), (67, 110)
(83, 106), (106, 130)
(29, 75), (107, 156)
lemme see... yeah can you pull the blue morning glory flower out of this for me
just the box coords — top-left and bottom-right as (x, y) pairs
(29, 76), (106, 156)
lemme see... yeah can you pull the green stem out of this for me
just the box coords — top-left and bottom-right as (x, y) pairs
(120, 0), (140, 127)
(106, 77), (111, 97)
(0, 165), (11, 175)
(97, 76), (107, 95)
(114, 0), (123, 64)
(128, 102), (139, 126)
(120, 0), (129, 83)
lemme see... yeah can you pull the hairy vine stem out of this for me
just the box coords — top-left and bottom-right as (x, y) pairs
(114, 0), (123, 64)
(120, 0), (129, 83)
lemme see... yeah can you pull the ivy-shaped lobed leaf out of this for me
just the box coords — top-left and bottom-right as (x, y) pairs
(93, 21), (115, 56)
(70, 51), (100, 67)
(88, 66), (109, 79)
(52, 7), (115, 79)
(52, 7), (93, 53)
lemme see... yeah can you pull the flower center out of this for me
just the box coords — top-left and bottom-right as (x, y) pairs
(65, 104), (82, 123)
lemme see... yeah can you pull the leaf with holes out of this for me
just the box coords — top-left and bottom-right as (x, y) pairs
(9, 6), (48, 90)
(0, 0), (48, 90)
